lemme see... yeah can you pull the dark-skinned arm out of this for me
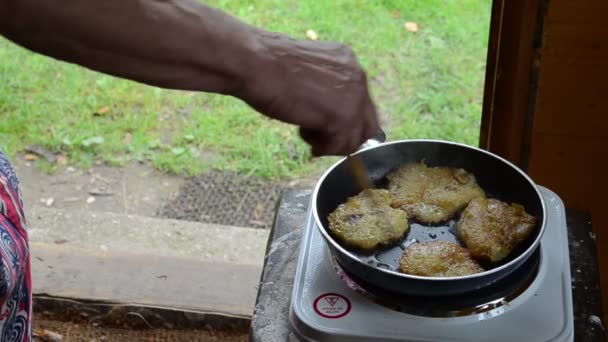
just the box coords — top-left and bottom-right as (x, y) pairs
(0, 0), (379, 155)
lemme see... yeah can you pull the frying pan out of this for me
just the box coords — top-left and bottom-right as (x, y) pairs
(312, 132), (546, 297)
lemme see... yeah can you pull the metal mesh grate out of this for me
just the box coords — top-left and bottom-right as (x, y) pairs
(156, 171), (286, 228)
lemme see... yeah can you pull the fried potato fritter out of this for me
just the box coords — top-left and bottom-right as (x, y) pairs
(387, 163), (486, 223)
(328, 189), (409, 252)
(458, 198), (537, 263)
(399, 241), (484, 277)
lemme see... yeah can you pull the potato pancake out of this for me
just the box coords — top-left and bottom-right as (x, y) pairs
(328, 189), (409, 252)
(399, 241), (484, 277)
(388, 162), (485, 223)
(458, 197), (537, 262)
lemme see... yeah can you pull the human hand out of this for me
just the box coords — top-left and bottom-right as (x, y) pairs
(236, 33), (380, 156)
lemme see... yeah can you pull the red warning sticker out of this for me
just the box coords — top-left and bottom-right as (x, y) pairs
(313, 293), (352, 319)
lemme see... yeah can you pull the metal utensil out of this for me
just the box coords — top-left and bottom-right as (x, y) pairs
(347, 155), (375, 190)
(346, 130), (387, 190)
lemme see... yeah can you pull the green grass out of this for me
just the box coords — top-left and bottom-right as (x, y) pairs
(0, 0), (491, 180)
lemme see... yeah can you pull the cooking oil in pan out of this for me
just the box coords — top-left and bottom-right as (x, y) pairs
(356, 219), (463, 272)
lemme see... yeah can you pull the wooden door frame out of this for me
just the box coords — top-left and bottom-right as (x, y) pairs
(479, 0), (548, 171)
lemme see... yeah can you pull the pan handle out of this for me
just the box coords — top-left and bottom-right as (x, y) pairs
(360, 129), (386, 150)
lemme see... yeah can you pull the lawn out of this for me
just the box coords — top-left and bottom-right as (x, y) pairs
(0, 0), (492, 180)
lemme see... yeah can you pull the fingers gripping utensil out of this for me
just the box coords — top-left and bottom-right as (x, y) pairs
(347, 130), (386, 190)
(347, 155), (375, 190)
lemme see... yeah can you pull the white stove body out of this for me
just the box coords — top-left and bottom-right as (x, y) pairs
(289, 186), (574, 342)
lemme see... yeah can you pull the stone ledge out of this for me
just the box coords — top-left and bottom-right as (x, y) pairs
(28, 205), (270, 266)
(32, 243), (262, 319)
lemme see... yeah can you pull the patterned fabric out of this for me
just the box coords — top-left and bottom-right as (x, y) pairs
(0, 150), (32, 342)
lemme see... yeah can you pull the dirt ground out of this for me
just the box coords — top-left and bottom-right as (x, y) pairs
(12, 157), (317, 228)
(34, 318), (248, 342)
(13, 159), (184, 218)
(11, 156), (317, 228)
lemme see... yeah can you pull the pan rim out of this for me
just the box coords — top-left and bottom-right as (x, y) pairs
(311, 138), (547, 282)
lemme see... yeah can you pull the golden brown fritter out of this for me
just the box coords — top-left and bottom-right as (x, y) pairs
(328, 189), (409, 252)
(399, 241), (484, 277)
(387, 162), (486, 223)
(458, 198), (537, 263)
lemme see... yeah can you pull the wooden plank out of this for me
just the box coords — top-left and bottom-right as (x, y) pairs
(479, 0), (545, 168)
(532, 13), (608, 138)
(528, 0), (608, 319)
(542, 27), (608, 58)
(528, 134), (608, 322)
(544, 1), (608, 26)
(533, 61), (608, 138)
(528, 134), (606, 208)
(480, 0), (608, 323)
(479, 0), (503, 150)
(31, 242), (262, 318)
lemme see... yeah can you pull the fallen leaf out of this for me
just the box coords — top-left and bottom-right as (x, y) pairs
(33, 329), (63, 342)
(306, 29), (319, 40)
(94, 106), (110, 116)
(392, 10), (400, 18)
(56, 155), (68, 166)
(54, 239), (68, 244)
(253, 203), (265, 221)
(86, 196), (96, 204)
(24, 153), (39, 161)
(404, 21), (419, 33)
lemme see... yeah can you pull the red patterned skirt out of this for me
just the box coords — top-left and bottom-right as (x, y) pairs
(0, 151), (32, 342)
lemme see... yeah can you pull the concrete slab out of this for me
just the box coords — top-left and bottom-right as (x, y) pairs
(31, 243), (262, 318)
(27, 206), (270, 266)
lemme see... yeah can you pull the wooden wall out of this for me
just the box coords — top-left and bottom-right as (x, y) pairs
(526, 0), (608, 322)
(479, 0), (541, 167)
(481, 0), (608, 323)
